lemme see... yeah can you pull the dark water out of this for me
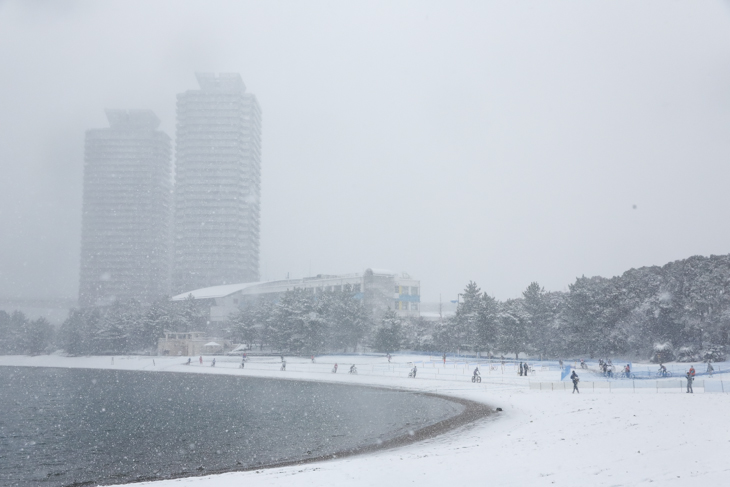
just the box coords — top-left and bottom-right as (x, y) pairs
(0, 367), (463, 487)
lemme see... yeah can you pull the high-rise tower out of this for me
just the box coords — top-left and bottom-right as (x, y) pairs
(173, 73), (261, 293)
(79, 110), (172, 307)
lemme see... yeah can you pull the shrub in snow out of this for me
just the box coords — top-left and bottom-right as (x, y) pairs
(676, 346), (699, 363)
(649, 342), (675, 363)
(700, 346), (726, 362)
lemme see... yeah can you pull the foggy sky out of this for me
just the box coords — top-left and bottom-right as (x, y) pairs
(1, 0), (729, 303)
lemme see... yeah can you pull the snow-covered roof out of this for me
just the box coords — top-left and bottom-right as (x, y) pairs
(368, 268), (396, 276)
(171, 282), (261, 301)
(204, 342), (221, 347)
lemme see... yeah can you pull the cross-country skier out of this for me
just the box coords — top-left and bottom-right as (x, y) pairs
(571, 370), (580, 394)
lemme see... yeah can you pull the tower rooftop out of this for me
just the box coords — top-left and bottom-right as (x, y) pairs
(105, 109), (161, 130)
(195, 72), (246, 92)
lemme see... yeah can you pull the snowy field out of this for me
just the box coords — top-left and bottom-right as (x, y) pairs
(2, 354), (729, 487)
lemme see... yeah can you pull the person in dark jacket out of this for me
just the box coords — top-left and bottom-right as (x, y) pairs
(686, 371), (694, 393)
(518, 362), (523, 376)
(571, 370), (580, 394)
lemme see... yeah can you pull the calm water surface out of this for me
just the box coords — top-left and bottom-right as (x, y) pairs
(0, 367), (463, 487)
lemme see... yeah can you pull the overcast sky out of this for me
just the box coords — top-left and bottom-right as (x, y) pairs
(1, 0), (729, 303)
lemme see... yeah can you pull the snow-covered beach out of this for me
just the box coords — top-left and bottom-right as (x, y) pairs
(2, 354), (729, 487)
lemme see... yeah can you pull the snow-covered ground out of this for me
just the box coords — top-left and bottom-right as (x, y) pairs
(1, 354), (729, 487)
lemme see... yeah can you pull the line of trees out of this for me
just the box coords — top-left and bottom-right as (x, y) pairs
(440, 255), (730, 361)
(2, 254), (729, 360)
(0, 310), (55, 355)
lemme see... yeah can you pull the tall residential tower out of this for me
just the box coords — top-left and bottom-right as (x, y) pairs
(173, 73), (262, 293)
(79, 110), (172, 307)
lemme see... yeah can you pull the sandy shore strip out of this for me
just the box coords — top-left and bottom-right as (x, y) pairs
(2, 354), (730, 487)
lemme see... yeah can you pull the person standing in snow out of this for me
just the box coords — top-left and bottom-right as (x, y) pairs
(518, 362), (523, 376)
(332, 363), (338, 373)
(199, 356), (203, 365)
(570, 370), (580, 393)
(443, 352), (446, 365)
(689, 365), (696, 377)
(686, 371), (694, 393)
(211, 358), (216, 367)
(240, 356), (245, 369)
(186, 358), (191, 365)
(707, 362), (714, 378)
(281, 360), (286, 371)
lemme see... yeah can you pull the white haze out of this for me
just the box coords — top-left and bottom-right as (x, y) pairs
(0, 0), (729, 303)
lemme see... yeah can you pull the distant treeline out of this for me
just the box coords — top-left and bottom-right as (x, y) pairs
(0, 311), (55, 355)
(2, 254), (729, 360)
(440, 254), (730, 361)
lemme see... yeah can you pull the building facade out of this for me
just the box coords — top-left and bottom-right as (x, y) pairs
(157, 331), (231, 356)
(173, 72), (262, 294)
(79, 110), (172, 307)
(171, 269), (421, 322)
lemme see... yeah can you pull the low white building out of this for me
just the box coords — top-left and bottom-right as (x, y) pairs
(171, 268), (421, 322)
(157, 331), (231, 356)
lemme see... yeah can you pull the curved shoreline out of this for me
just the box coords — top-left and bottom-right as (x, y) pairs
(0, 360), (495, 486)
(117, 389), (493, 485)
